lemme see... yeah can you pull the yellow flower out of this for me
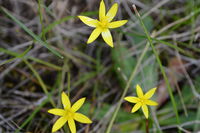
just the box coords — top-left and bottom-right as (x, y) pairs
(48, 92), (92, 133)
(78, 0), (128, 47)
(124, 84), (158, 119)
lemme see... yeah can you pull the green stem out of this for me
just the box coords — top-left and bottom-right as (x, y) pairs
(106, 41), (150, 133)
(38, 0), (46, 40)
(67, 72), (71, 97)
(132, 4), (180, 125)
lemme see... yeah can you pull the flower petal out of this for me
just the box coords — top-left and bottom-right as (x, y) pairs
(74, 113), (92, 123)
(71, 98), (86, 112)
(142, 105), (149, 119)
(146, 100), (158, 106)
(52, 116), (68, 132)
(62, 92), (71, 109)
(78, 16), (98, 27)
(99, 0), (106, 21)
(131, 102), (141, 113)
(48, 108), (66, 116)
(106, 3), (118, 22)
(101, 29), (113, 47)
(87, 28), (102, 44)
(136, 84), (144, 98)
(144, 87), (157, 99)
(124, 96), (140, 103)
(108, 20), (128, 28)
(68, 118), (76, 133)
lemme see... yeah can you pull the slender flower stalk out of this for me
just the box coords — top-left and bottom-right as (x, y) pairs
(48, 92), (92, 133)
(78, 0), (128, 47)
(124, 84), (158, 119)
(132, 4), (180, 126)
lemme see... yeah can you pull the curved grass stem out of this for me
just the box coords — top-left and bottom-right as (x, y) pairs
(106, 41), (150, 133)
(132, 3), (180, 126)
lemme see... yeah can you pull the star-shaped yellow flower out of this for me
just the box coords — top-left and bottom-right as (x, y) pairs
(48, 92), (92, 133)
(78, 0), (128, 47)
(124, 84), (158, 119)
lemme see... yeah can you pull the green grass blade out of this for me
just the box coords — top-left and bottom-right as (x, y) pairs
(23, 59), (55, 107)
(0, 7), (63, 59)
(132, 4), (180, 125)
(14, 98), (49, 133)
(126, 31), (193, 57)
(106, 39), (151, 133)
(42, 16), (74, 37)
(38, 0), (46, 40)
(0, 47), (62, 70)
(0, 45), (32, 66)
(41, 11), (97, 37)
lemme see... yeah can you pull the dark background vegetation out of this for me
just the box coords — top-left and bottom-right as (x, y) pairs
(0, 0), (200, 132)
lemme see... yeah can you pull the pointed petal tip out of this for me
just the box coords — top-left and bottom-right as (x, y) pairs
(124, 20), (128, 24)
(77, 15), (84, 19)
(131, 110), (136, 113)
(86, 118), (93, 124)
(87, 39), (91, 44)
(80, 97), (86, 102)
(107, 43), (114, 47)
(136, 84), (140, 87)
(124, 96), (131, 101)
(153, 101), (158, 106)
(113, 3), (119, 7)
(61, 91), (68, 99)
(61, 91), (66, 95)
(52, 128), (56, 133)
(52, 126), (57, 133)
(47, 109), (54, 114)
(109, 44), (114, 47)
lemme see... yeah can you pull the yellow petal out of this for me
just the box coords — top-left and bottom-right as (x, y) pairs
(108, 20), (128, 28)
(124, 96), (140, 103)
(48, 108), (66, 116)
(71, 98), (86, 112)
(145, 100), (158, 106)
(136, 84), (144, 98)
(131, 102), (141, 113)
(99, 0), (106, 21)
(68, 118), (76, 133)
(62, 92), (71, 109)
(101, 29), (113, 47)
(144, 87), (157, 99)
(74, 113), (92, 123)
(106, 3), (118, 22)
(87, 28), (102, 44)
(78, 16), (98, 27)
(142, 105), (149, 119)
(52, 116), (68, 132)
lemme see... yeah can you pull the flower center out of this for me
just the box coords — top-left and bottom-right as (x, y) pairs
(139, 99), (146, 105)
(65, 109), (75, 118)
(99, 19), (108, 29)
